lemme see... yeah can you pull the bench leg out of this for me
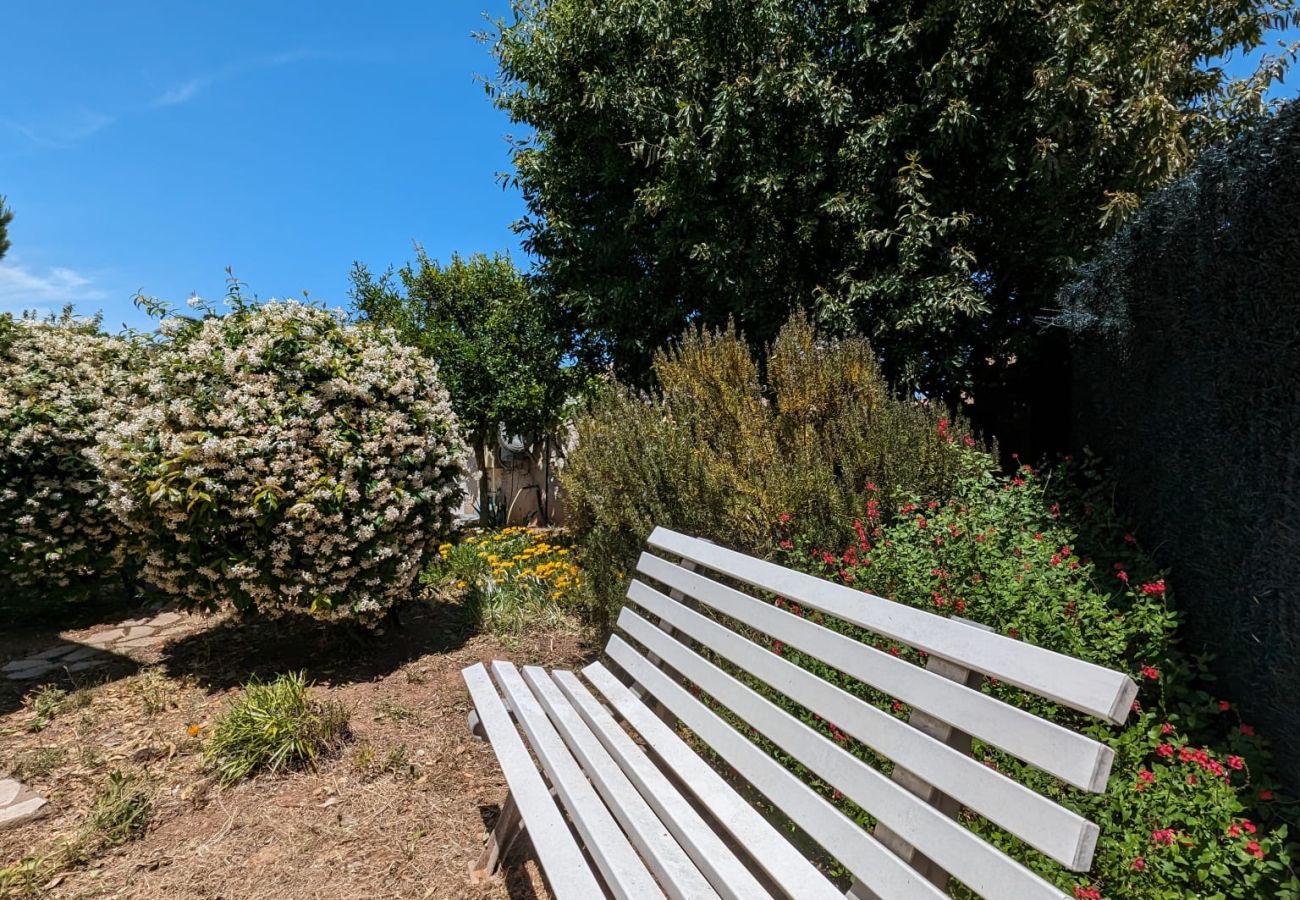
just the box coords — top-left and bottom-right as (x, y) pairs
(470, 791), (525, 882)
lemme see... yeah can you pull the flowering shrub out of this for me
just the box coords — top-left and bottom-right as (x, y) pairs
(776, 445), (1298, 898)
(93, 295), (463, 622)
(0, 312), (139, 602)
(427, 526), (584, 633)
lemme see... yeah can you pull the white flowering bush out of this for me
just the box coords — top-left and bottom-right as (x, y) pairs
(93, 296), (464, 622)
(0, 312), (139, 599)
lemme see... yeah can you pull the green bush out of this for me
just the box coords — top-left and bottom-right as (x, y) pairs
(92, 287), (464, 623)
(205, 672), (350, 785)
(564, 313), (972, 629)
(0, 312), (140, 608)
(779, 447), (1297, 898)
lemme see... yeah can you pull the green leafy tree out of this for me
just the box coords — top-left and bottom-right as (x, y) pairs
(488, 0), (1298, 450)
(0, 196), (13, 262)
(350, 250), (579, 518)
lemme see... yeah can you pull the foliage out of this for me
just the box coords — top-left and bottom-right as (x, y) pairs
(0, 311), (141, 606)
(776, 447), (1298, 897)
(564, 313), (972, 629)
(427, 526), (584, 634)
(87, 771), (152, 846)
(0, 196), (11, 262)
(1058, 98), (1300, 800)
(204, 672), (350, 785)
(350, 251), (581, 514)
(489, 0), (1299, 399)
(92, 283), (464, 622)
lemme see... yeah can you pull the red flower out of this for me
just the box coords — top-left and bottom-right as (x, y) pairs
(1151, 829), (1176, 846)
(778, 512), (792, 525)
(1218, 700), (1231, 711)
(780, 539), (793, 550)
(1246, 841), (1264, 859)
(1140, 580), (1166, 596)
(962, 435), (975, 447)
(1259, 789), (1275, 802)
(916, 516), (928, 529)
(1131, 857), (1146, 871)
(1116, 569), (1130, 585)
(1243, 820), (1257, 835)
(1240, 724), (1256, 737)
(1156, 743), (1175, 758)
(937, 418), (950, 439)
(1138, 768), (1155, 783)
(1160, 722), (1174, 736)
(1141, 665), (1160, 680)
(1074, 886), (1101, 900)
(1228, 755), (1244, 770)
(771, 640), (785, 655)
(866, 481), (877, 492)
(1228, 824), (1242, 837)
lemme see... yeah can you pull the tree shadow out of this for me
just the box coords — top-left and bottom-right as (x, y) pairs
(0, 643), (141, 717)
(156, 600), (476, 692)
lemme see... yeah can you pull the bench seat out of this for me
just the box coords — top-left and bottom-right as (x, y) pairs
(462, 527), (1135, 899)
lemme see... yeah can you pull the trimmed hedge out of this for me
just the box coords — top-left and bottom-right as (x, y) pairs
(1057, 100), (1300, 797)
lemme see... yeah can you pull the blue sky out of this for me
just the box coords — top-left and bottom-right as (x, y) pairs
(1, 5), (1295, 331)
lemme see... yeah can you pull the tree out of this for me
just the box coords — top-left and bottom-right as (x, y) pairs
(350, 250), (580, 521)
(0, 197), (12, 262)
(488, 0), (1298, 453)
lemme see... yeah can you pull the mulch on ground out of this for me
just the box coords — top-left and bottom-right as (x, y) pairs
(0, 602), (594, 899)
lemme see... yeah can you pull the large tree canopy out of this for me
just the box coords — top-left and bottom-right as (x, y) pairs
(489, 0), (1297, 411)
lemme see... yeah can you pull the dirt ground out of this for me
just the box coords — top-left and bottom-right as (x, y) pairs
(0, 601), (595, 899)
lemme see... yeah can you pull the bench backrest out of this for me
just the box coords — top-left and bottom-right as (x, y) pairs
(608, 527), (1136, 900)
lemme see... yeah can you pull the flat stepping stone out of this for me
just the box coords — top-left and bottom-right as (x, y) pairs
(123, 625), (156, 638)
(5, 661), (55, 681)
(65, 660), (105, 673)
(83, 628), (126, 647)
(0, 779), (48, 830)
(62, 646), (103, 663)
(148, 612), (184, 628)
(117, 636), (163, 649)
(31, 645), (76, 661)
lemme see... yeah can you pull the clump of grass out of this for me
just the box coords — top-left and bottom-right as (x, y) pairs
(87, 771), (152, 845)
(373, 700), (419, 725)
(204, 672), (350, 785)
(350, 741), (419, 781)
(132, 666), (177, 714)
(26, 685), (67, 732)
(8, 746), (67, 780)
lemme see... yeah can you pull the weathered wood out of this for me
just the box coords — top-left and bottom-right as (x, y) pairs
(461, 663), (603, 899)
(470, 790), (524, 882)
(636, 551), (1115, 792)
(623, 581), (1100, 871)
(646, 527), (1138, 724)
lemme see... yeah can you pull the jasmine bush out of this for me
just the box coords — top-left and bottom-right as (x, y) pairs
(92, 287), (464, 622)
(0, 311), (140, 605)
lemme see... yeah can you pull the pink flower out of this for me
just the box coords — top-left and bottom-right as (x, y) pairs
(1219, 700), (1231, 711)
(1152, 828), (1176, 846)
(778, 512), (792, 525)
(1246, 841), (1264, 860)
(1140, 665), (1160, 680)
(1131, 857), (1145, 871)
(1074, 887), (1101, 900)
(1228, 755), (1244, 770)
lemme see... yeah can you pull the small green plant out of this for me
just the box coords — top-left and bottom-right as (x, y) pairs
(204, 672), (350, 785)
(373, 701), (419, 726)
(350, 741), (418, 781)
(87, 771), (152, 846)
(132, 667), (177, 714)
(7, 747), (67, 780)
(26, 686), (68, 732)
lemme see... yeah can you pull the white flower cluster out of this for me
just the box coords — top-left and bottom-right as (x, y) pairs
(91, 301), (464, 622)
(0, 315), (138, 595)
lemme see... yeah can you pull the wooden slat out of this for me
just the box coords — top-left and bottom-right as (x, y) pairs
(578, 665), (847, 900)
(461, 663), (604, 900)
(599, 639), (952, 900)
(615, 612), (1071, 900)
(624, 579), (1100, 871)
(521, 666), (721, 900)
(490, 661), (666, 900)
(550, 669), (778, 900)
(636, 551), (1114, 793)
(647, 527), (1137, 724)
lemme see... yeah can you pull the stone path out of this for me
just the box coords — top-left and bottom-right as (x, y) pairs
(2, 610), (191, 681)
(0, 778), (47, 830)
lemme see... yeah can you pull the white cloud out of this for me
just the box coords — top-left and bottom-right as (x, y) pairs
(149, 49), (317, 109)
(0, 260), (109, 316)
(0, 110), (115, 151)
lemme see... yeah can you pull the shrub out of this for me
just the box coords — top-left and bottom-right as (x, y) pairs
(0, 312), (139, 606)
(205, 672), (350, 785)
(564, 313), (972, 628)
(427, 526), (584, 634)
(93, 289), (464, 622)
(780, 446), (1298, 898)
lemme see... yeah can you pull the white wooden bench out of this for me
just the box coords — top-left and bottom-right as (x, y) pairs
(462, 527), (1135, 899)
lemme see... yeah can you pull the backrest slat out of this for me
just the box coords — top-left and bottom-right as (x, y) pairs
(648, 527), (1137, 724)
(610, 621), (1070, 900)
(598, 639), (952, 900)
(636, 551), (1115, 792)
(625, 579), (1100, 871)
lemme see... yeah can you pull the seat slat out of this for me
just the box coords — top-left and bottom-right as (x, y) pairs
(636, 552), (1114, 793)
(625, 579), (1100, 871)
(461, 663), (605, 900)
(578, 664), (847, 900)
(598, 639), (951, 900)
(647, 527), (1137, 724)
(521, 666), (721, 900)
(550, 669), (778, 900)
(615, 611), (1070, 900)
(490, 661), (666, 900)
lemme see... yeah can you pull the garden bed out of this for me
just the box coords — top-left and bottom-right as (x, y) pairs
(0, 602), (588, 899)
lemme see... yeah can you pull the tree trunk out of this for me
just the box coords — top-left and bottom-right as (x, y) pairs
(473, 436), (491, 525)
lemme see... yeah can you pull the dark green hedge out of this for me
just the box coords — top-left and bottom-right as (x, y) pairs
(1058, 100), (1300, 796)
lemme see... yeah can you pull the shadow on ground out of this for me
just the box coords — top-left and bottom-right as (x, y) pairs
(0, 644), (140, 717)
(157, 600), (476, 691)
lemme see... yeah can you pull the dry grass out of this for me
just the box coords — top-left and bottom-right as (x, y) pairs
(0, 602), (593, 899)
